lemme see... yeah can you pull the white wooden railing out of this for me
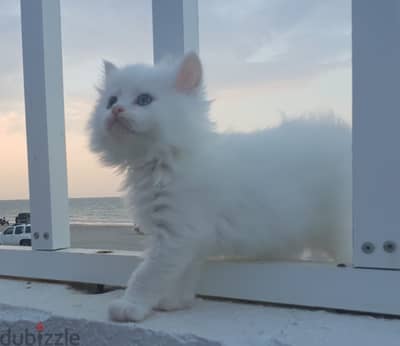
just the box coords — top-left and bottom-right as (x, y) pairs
(0, 0), (399, 316)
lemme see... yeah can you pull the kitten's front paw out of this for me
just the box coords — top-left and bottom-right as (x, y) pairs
(108, 298), (151, 322)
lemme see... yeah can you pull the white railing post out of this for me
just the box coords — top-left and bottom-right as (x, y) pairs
(20, 0), (70, 250)
(352, 0), (400, 268)
(152, 0), (199, 63)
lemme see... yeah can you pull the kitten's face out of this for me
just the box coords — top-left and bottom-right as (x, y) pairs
(88, 53), (205, 166)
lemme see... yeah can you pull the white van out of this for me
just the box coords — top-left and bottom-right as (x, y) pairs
(0, 224), (31, 246)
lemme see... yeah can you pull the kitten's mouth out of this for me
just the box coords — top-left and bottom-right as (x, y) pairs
(106, 116), (135, 134)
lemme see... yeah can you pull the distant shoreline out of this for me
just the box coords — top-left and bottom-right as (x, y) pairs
(0, 197), (133, 228)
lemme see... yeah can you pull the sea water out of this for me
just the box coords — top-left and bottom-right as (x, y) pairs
(0, 197), (132, 226)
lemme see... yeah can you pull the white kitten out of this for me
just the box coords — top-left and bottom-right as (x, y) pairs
(88, 53), (351, 322)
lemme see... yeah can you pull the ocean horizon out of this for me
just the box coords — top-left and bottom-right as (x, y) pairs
(0, 197), (133, 226)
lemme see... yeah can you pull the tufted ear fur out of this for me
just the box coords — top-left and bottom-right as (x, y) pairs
(175, 52), (202, 93)
(103, 60), (117, 79)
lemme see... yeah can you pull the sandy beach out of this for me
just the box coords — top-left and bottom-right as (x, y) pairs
(70, 224), (148, 251)
(0, 223), (148, 251)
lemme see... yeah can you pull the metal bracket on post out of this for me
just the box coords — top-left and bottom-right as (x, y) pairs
(152, 0), (199, 63)
(20, 0), (70, 250)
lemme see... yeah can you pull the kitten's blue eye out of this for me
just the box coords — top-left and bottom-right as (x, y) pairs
(135, 93), (153, 106)
(107, 96), (118, 109)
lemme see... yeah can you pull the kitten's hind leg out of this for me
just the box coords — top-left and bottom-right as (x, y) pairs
(156, 259), (203, 311)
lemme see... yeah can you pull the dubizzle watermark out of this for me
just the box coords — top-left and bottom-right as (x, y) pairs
(0, 322), (80, 346)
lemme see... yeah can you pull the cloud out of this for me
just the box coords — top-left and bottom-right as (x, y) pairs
(0, 0), (351, 105)
(64, 97), (93, 134)
(0, 0), (351, 198)
(0, 112), (28, 200)
(60, 0), (153, 63)
(0, 112), (25, 134)
(199, 0), (350, 90)
(199, 0), (350, 61)
(0, 2), (24, 111)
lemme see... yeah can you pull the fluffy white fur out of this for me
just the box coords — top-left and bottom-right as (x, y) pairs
(88, 53), (352, 322)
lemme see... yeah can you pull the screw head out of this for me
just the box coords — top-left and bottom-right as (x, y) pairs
(383, 241), (396, 253)
(33, 232), (39, 239)
(361, 242), (375, 254)
(43, 232), (49, 240)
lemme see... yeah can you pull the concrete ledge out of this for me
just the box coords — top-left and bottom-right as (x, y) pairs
(0, 278), (400, 346)
(0, 304), (220, 346)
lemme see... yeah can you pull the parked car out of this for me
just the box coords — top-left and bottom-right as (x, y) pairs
(0, 224), (31, 246)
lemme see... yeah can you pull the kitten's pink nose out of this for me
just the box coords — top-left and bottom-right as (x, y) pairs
(112, 105), (125, 117)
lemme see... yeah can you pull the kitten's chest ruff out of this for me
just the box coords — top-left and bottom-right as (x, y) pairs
(135, 158), (172, 190)
(129, 158), (175, 229)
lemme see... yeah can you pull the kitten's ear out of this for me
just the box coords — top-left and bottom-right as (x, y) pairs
(103, 60), (117, 78)
(175, 52), (202, 93)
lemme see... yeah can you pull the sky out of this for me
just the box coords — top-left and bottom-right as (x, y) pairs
(0, 0), (351, 200)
